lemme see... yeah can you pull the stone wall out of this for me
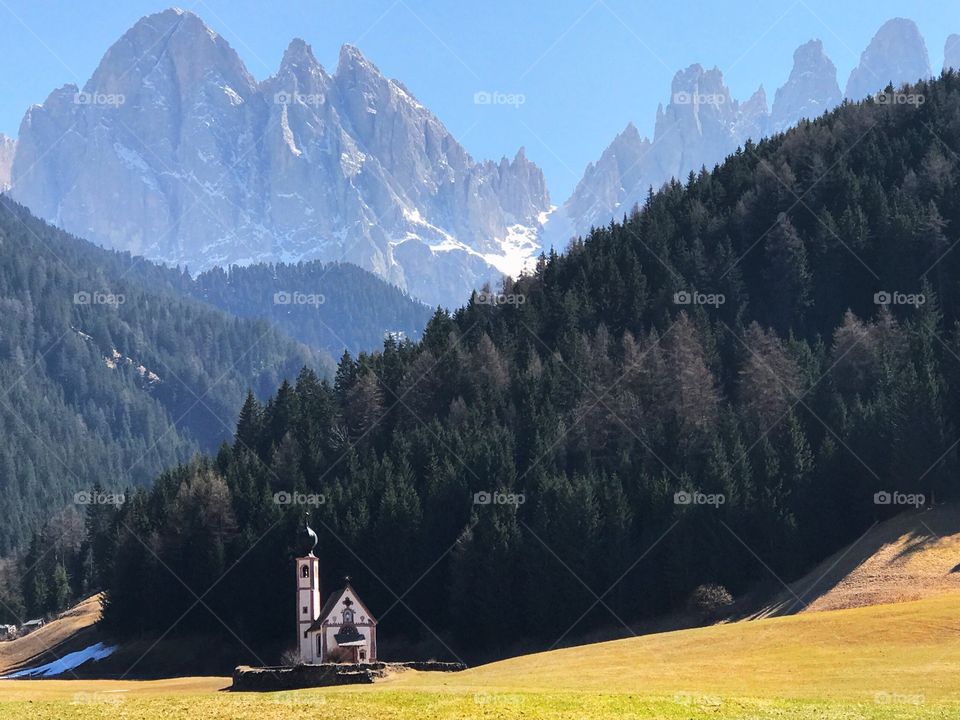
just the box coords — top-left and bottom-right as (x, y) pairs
(231, 661), (465, 692)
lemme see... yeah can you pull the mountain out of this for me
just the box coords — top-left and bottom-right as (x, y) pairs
(541, 122), (650, 249)
(188, 261), (432, 354)
(845, 18), (931, 99)
(9, 9), (549, 308)
(0, 196), (325, 553)
(542, 64), (767, 250)
(651, 65), (766, 183)
(86, 69), (960, 662)
(946, 34), (960, 72)
(769, 40), (842, 134)
(48, 240), (434, 357)
(0, 134), (14, 191)
(549, 18), (944, 251)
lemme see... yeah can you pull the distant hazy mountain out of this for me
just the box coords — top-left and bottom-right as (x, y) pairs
(546, 18), (938, 251)
(0, 134), (14, 191)
(946, 35), (960, 72)
(10, 9), (549, 308)
(541, 64), (769, 251)
(770, 40), (842, 134)
(845, 18), (931, 100)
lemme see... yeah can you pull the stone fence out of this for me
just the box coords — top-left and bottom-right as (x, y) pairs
(231, 661), (465, 691)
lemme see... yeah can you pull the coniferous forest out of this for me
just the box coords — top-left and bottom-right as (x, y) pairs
(0, 199), (327, 560)
(13, 72), (960, 662)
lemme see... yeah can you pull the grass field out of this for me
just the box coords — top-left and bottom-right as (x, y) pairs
(2, 593), (959, 718)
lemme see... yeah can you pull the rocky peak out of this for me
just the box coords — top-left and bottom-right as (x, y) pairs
(89, 8), (254, 98)
(9, 10), (551, 309)
(770, 39), (841, 133)
(273, 38), (330, 98)
(945, 34), (960, 72)
(564, 120), (651, 226)
(735, 85), (769, 140)
(281, 38), (318, 69)
(845, 18), (931, 100)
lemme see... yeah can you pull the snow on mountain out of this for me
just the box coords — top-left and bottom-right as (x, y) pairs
(10, 9), (549, 308)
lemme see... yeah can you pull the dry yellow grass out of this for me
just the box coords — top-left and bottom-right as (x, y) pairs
(388, 593), (960, 702)
(1, 595), (959, 717)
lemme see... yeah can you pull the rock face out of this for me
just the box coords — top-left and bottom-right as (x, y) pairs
(770, 40), (842, 134)
(550, 18), (939, 249)
(10, 9), (549, 308)
(0, 134), (15, 191)
(945, 35), (960, 72)
(543, 65), (767, 251)
(845, 18), (931, 100)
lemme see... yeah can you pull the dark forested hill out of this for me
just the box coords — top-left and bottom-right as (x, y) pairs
(0, 198), (326, 554)
(81, 246), (433, 357)
(189, 262), (432, 355)
(61, 71), (960, 663)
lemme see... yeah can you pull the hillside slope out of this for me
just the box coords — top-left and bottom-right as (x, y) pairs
(758, 505), (960, 616)
(0, 594), (101, 676)
(391, 594), (960, 703)
(0, 197), (325, 553)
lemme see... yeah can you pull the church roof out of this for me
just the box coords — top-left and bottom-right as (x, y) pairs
(308, 583), (377, 632)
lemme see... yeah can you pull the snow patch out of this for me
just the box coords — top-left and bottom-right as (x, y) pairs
(3, 642), (116, 678)
(222, 85), (244, 105)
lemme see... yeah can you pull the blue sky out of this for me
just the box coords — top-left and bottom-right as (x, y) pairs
(0, 0), (957, 199)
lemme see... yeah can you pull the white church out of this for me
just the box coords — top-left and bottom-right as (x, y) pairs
(296, 522), (378, 664)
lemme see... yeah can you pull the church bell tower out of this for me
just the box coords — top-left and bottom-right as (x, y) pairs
(296, 520), (321, 663)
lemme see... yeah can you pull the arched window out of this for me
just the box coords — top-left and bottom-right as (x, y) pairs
(301, 565), (310, 579)
(342, 608), (355, 624)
